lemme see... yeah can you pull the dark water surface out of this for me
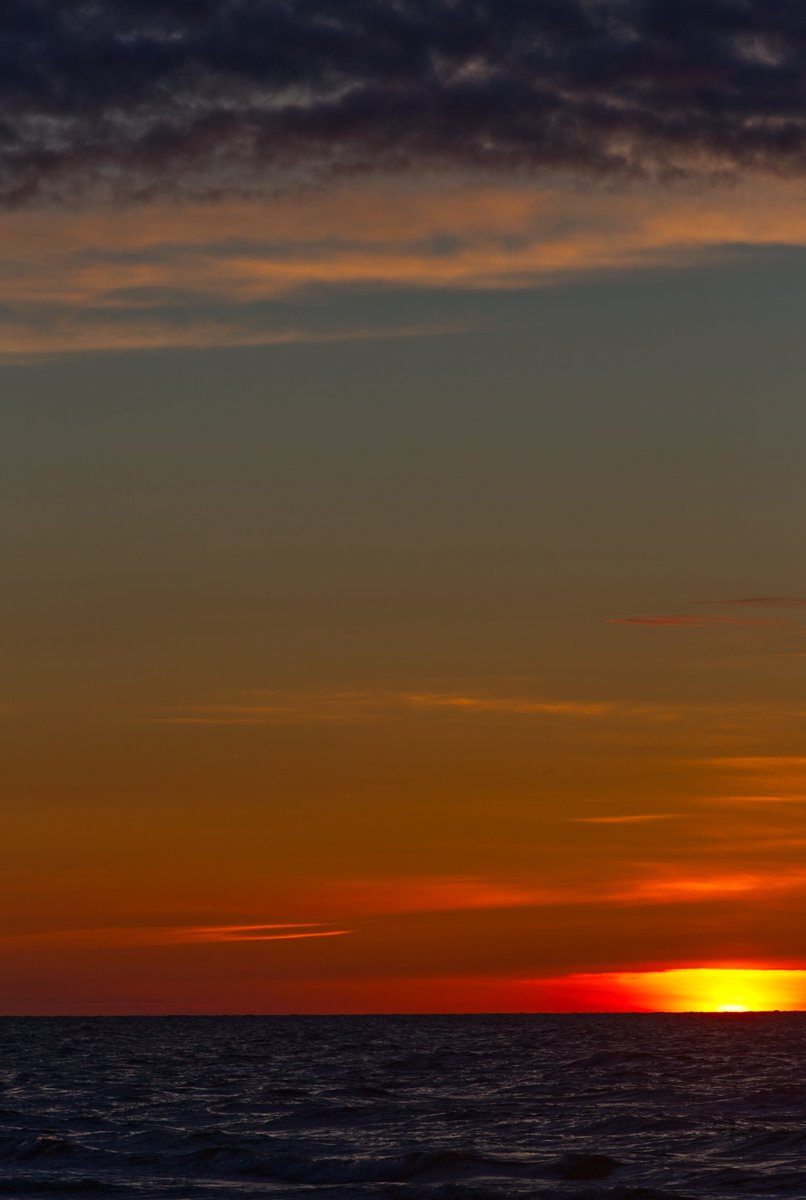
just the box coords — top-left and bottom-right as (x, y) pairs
(1, 1014), (805, 1199)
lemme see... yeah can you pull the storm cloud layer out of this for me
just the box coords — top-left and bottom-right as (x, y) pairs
(3, 0), (806, 205)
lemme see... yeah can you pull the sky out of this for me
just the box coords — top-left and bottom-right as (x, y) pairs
(3, 0), (806, 1014)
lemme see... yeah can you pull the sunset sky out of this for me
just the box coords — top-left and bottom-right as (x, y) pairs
(3, 0), (806, 1013)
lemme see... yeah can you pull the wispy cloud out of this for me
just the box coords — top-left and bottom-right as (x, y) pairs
(156, 687), (667, 726)
(704, 794), (806, 807)
(165, 924), (353, 944)
(702, 757), (806, 802)
(401, 693), (611, 716)
(0, 924), (352, 950)
(569, 814), (684, 825)
(0, 312), (477, 362)
(608, 867), (806, 906)
(318, 877), (574, 917)
(609, 614), (786, 627)
(708, 597), (806, 608)
(709, 757), (806, 770)
(7, 865), (806, 956)
(7, 179), (806, 355)
(339, 867), (806, 914)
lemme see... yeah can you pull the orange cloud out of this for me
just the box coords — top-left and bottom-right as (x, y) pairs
(155, 687), (743, 731)
(570, 814), (683, 825)
(311, 865), (806, 918)
(156, 688), (630, 725)
(710, 757), (806, 769)
(315, 877), (573, 916)
(704, 794), (806, 806)
(609, 614), (785, 627)
(703, 757), (806, 799)
(400, 693), (611, 716)
(8, 178), (806, 354)
(708, 596), (806, 607)
(613, 867), (806, 905)
(0, 924), (352, 950)
(163, 924), (353, 944)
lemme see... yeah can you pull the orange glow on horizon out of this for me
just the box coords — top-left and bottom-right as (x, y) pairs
(534, 968), (806, 1012)
(633, 969), (806, 1012)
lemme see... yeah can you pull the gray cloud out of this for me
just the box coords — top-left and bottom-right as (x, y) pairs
(4, 0), (806, 205)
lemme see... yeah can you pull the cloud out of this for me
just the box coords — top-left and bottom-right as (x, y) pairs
(9, 864), (806, 958)
(618, 873), (772, 902)
(333, 867), (806, 915)
(318, 877), (572, 916)
(0, 923), (353, 949)
(616, 872), (785, 903)
(0, 312), (471, 361)
(709, 756), (806, 769)
(709, 597), (806, 607)
(401, 693), (612, 716)
(609, 614), (786, 627)
(4, 1), (806, 207)
(7, 178), (806, 355)
(163, 924), (353, 944)
(569, 814), (684, 825)
(156, 686), (665, 725)
(703, 756), (806, 799)
(704, 794), (806, 806)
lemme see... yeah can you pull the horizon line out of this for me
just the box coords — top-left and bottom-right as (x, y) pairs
(1, 1009), (802, 1018)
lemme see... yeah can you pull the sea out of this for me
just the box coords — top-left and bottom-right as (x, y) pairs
(1, 1014), (805, 1199)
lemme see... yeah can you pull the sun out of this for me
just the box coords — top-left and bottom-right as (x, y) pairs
(530, 967), (806, 1012)
(626, 968), (806, 1012)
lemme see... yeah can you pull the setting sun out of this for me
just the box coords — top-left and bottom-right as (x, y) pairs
(534, 968), (806, 1012)
(634, 968), (806, 1012)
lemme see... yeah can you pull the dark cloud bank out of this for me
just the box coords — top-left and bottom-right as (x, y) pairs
(3, 0), (806, 205)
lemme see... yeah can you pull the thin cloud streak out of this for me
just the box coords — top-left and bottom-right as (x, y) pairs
(703, 794), (806, 806)
(0, 314), (476, 362)
(169, 927), (354, 944)
(0, 924), (353, 950)
(573, 866), (806, 908)
(570, 814), (684, 825)
(311, 867), (806, 918)
(155, 687), (684, 726)
(708, 597), (806, 608)
(609, 614), (787, 627)
(709, 757), (806, 769)
(401, 694), (611, 716)
(319, 877), (574, 916)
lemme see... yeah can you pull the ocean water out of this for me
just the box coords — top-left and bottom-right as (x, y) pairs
(1, 1014), (805, 1199)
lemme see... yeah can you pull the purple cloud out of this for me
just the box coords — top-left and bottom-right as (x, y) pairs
(4, 1), (806, 205)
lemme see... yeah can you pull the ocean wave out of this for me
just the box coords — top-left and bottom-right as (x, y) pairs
(0, 1135), (81, 1163)
(1, 1015), (805, 1199)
